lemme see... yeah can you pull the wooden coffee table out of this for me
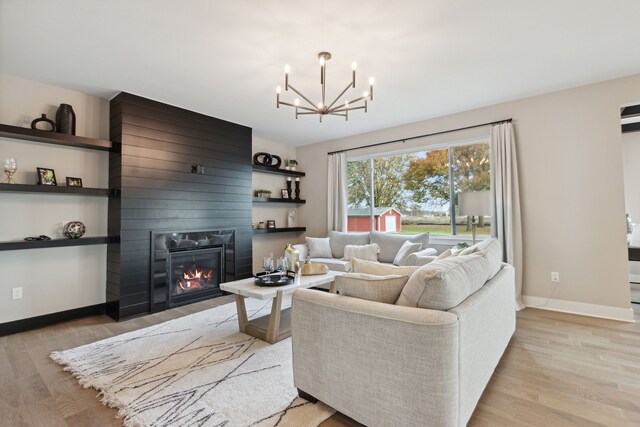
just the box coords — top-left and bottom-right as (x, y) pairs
(220, 271), (343, 344)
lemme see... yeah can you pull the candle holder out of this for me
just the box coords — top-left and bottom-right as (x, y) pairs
(286, 178), (293, 200)
(294, 179), (301, 200)
(3, 158), (17, 184)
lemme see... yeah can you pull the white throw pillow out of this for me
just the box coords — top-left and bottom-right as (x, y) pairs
(436, 249), (453, 260)
(393, 241), (423, 266)
(350, 258), (420, 276)
(336, 273), (409, 304)
(305, 237), (332, 258)
(342, 244), (380, 262)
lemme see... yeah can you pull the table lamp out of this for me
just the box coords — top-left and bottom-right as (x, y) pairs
(458, 191), (491, 245)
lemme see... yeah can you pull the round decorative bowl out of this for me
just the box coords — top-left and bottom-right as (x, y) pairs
(63, 221), (86, 239)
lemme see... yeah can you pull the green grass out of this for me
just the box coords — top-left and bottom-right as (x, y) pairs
(399, 224), (490, 236)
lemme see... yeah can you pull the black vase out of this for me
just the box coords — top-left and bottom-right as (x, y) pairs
(56, 103), (76, 135)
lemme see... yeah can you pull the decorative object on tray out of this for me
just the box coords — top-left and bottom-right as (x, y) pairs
(287, 209), (296, 228)
(255, 189), (272, 198)
(37, 167), (57, 185)
(3, 158), (17, 184)
(63, 221), (86, 239)
(266, 219), (276, 229)
(30, 114), (56, 132)
(281, 189), (289, 199)
(66, 177), (83, 187)
(55, 103), (76, 135)
(253, 152), (282, 168)
(258, 221), (266, 229)
(284, 159), (298, 171)
(301, 263), (329, 276)
(24, 235), (52, 241)
(285, 243), (300, 273)
(286, 177), (293, 200)
(294, 178), (301, 200)
(254, 271), (296, 286)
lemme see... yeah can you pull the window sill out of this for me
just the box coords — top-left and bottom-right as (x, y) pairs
(428, 235), (489, 246)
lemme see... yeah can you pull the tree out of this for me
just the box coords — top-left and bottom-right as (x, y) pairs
(403, 149), (450, 208)
(347, 154), (414, 211)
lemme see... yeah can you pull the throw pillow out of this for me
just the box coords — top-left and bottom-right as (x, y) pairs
(370, 231), (429, 263)
(336, 273), (409, 304)
(305, 237), (332, 258)
(342, 244), (380, 262)
(436, 249), (453, 260)
(350, 258), (420, 276)
(328, 230), (370, 259)
(393, 241), (423, 266)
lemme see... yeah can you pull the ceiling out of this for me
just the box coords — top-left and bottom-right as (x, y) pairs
(2, 0), (640, 146)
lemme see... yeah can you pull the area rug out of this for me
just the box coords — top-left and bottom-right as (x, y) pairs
(50, 297), (334, 427)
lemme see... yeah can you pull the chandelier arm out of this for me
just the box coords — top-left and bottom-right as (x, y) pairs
(279, 101), (316, 112)
(297, 111), (321, 116)
(327, 81), (355, 110)
(345, 95), (368, 105)
(330, 105), (366, 113)
(328, 112), (347, 117)
(322, 63), (326, 107)
(287, 84), (319, 111)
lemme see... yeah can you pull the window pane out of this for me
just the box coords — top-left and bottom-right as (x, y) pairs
(453, 143), (491, 236)
(402, 148), (451, 235)
(347, 159), (372, 232)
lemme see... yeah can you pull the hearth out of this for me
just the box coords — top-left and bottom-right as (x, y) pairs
(151, 229), (235, 311)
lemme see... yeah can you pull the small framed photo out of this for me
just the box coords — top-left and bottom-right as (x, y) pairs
(66, 177), (83, 187)
(281, 189), (289, 199)
(266, 220), (276, 229)
(37, 167), (57, 186)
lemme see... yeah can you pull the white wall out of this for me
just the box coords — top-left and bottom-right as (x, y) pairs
(251, 136), (305, 272)
(297, 73), (640, 320)
(0, 74), (109, 323)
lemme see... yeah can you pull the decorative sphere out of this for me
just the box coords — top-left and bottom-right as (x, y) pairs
(63, 221), (86, 239)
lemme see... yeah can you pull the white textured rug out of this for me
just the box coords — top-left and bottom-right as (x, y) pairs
(51, 297), (334, 427)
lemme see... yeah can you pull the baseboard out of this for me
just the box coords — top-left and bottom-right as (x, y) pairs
(523, 295), (635, 322)
(0, 303), (106, 336)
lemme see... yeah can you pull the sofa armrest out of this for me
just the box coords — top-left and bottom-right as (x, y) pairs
(292, 289), (459, 427)
(405, 247), (438, 266)
(292, 244), (307, 262)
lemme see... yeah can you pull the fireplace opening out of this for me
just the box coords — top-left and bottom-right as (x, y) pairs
(166, 245), (224, 308)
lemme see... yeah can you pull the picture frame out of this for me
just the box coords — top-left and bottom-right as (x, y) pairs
(266, 220), (276, 229)
(37, 167), (57, 186)
(66, 177), (83, 187)
(281, 189), (289, 199)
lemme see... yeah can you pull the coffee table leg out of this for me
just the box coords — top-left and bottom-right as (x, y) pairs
(235, 295), (248, 333)
(266, 290), (283, 344)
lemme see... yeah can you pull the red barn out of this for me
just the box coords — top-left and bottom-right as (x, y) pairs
(347, 207), (403, 232)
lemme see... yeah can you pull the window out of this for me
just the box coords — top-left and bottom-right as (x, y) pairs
(346, 141), (491, 236)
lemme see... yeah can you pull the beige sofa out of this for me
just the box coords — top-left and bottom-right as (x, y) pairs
(291, 238), (515, 427)
(293, 230), (438, 271)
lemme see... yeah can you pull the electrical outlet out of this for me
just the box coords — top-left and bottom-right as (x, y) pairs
(551, 272), (560, 283)
(12, 287), (23, 300)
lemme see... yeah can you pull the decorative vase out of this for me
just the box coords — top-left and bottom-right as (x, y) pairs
(285, 244), (300, 273)
(31, 114), (56, 132)
(63, 221), (86, 239)
(56, 103), (76, 135)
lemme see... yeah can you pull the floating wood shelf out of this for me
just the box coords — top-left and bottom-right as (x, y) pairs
(0, 123), (112, 151)
(252, 197), (305, 204)
(252, 227), (306, 234)
(0, 236), (118, 251)
(0, 183), (111, 196)
(252, 164), (305, 177)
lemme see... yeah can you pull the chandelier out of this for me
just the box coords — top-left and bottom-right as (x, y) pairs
(276, 52), (374, 122)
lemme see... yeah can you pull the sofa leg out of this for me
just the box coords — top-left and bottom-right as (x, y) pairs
(298, 388), (318, 403)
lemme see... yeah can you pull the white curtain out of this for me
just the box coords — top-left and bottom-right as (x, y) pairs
(490, 122), (525, 310)
(327, 152), (348, 232)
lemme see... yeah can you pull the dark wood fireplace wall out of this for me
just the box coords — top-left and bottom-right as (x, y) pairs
(107, 92), (253, 321)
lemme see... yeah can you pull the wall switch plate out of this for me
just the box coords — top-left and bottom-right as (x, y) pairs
(551, 272), (560, 283)
(12, 287), (23, 300)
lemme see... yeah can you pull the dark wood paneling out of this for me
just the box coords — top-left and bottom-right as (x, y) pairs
(107, 92), (252, 321)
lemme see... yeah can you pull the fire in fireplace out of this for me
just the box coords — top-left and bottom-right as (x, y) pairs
(177, 266), (214, 293)
(167, 245), (224, 308)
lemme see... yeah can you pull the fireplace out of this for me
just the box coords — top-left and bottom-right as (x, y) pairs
(166, 246), (223, 308)
(151, 229), (235, 311)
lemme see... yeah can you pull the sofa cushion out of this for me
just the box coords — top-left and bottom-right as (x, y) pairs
(458, 238), (502, 281)
(393, 241), (423, 266)
(335, 273), (409, 304)
(343, 244), (380, 262)
(306, 237), (332, 258)
(436, 249), (453, 260)
(309, 258), (351, 272)
(395, 254), (491, 310)
(350, 258), (420, 276)
(328, 230), (370, 259)
(370, 231), (429, 263)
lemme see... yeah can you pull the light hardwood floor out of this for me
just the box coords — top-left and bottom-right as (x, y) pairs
(1, 297), (640, 426)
